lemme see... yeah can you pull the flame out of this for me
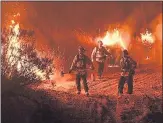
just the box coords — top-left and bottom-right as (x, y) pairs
(74, 27), (131, 50)
(13, 13), (20, 17)
(146, 56), (150, 60)
(155, 23), (162, 41)
(11, 20), (15, 24)
(140, 30), (155, 44)
(96, 28), (130, 50)
(7, 23), (21, 66)
(5, 14), (54, 81)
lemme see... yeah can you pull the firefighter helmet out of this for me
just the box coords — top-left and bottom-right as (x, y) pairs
(78, 46), (85, 51)
(123, 49), (129, 55)
(98, 40), (103, 44)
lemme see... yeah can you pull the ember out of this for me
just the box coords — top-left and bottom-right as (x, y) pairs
(140, 29), (155, 44)
(96, 28), (131, 50)
(1, 13), (55, 83)
(1, 2), (162, 123)
(146, 56), (150, 60)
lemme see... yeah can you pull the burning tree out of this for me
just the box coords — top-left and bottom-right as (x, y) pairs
(1, 14), (55, 84)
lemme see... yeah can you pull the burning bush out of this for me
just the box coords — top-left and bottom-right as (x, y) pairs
(1, 17), (55, 85)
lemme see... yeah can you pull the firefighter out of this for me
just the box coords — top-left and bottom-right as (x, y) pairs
(91, 40), (112, 79)
(118, 50), (137, 96)
(69, 46), (94, 96)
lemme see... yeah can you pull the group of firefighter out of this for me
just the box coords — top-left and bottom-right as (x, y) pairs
(69, 40), (137, 97)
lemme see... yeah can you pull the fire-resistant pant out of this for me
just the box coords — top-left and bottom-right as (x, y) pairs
(76, 74), (88, 92)
(97, 61), (105, 77)
(118, 74), (133, 94)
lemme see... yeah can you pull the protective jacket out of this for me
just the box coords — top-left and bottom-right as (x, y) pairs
(91, 46), (111, 62)
(70, 54), (93, 75)
(120, 56), (137, 76)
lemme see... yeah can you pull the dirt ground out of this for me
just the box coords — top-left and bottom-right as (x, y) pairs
(1, 64), (162, 123)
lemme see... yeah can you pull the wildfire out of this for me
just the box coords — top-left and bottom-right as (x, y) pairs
(73, 29), (94, 45)
(146, 56), (150, 60)
(140, 29), (155, 44)
(4, 13), (54, 81)
(11, 20), (15, 24)
(13, 13), (20, 17)
(7, 23), (21, 66)
(96, 28), (130, 50)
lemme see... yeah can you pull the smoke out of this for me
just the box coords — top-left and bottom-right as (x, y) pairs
(150, 13), (162, 42)
(150, 13), (162, 65)
(2, 1), (162, 67)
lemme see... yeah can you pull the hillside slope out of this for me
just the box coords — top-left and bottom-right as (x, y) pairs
(2, 65), (162, 123)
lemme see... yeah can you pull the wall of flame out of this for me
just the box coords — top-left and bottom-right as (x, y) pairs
(1, 1), (162, 72)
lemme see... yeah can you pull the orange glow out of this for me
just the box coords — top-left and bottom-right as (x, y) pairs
(146, 56), (150, 60)
(153, 14), (162, 65)
(73, 29), (94, 45)
(96, 28), (131, 50)
(11, 20), (15, 24)
(140, 30), (155, 44)
(5, 13), (53, 81)
(13, 13), (20, 17)
(155, 23), (162, 41)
